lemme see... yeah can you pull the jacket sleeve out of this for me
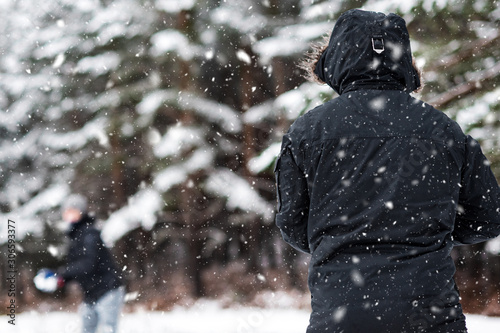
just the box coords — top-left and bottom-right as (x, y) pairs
(453, 135), (500, 245)
(62, 230), (100, 281)
(274, 135), (310, 253)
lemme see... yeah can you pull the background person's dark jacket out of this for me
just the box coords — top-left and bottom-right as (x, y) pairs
(61, 214), (122, 304)
(275, 9), (500, 333)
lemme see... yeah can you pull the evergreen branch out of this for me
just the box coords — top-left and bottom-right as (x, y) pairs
(427, 61), (500, 109)
(425, 35), (500, 72)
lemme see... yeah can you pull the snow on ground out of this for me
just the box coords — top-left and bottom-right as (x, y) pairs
(2, 300), (500, 333)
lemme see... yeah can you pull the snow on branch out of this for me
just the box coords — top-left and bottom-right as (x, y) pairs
(210, 4), (267, 34)
(154, 165), (189, 193)
(52, 89), (122, 117)
(18, 184), (69, 219)
(154, 126), (203, 158)
(362, 0), (426, 16)
(0, 82), (54, 130)
(74, 52), (121, 77)
(428, 61), (500, 109)
(301, 0), (343, 21)
(156, 0), (196, 13)
(136, 89), (178, 115)
(0, 129), (39, 163)
(244, 82), (332, 124)
(86, 0), (152, 43)
(40, 117), (110, 150)
(137, 89), (242, 134)
(253, 22), (332, 64)
(205, 168), (274, 223)
(425, 35), (500, 73)
(0, 184), (70, 244)
(455, 88), (500, 130)
(179, 92), (242, 134)
(247, 142), (281, 175)
(278, 82), (334, 116)
(150, 29), (199, 60)
(154, 148), (214, 192)
(243, 101), (274, 124)
(486, 236), (500, 255)
(101, 188), (163, 247)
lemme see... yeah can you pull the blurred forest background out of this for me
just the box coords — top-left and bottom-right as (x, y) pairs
(1, 0), (500, 315)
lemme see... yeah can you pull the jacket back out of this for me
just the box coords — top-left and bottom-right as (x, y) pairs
(275, 9), (500, 333)
(276, 88), (500, 333)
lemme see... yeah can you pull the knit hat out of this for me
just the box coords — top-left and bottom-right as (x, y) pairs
(62, 194), (88, 214)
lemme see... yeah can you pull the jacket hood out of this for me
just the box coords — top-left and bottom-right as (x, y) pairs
(314, 9), (421, 95)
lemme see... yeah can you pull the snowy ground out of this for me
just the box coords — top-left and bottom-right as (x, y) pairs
(2, 300), (500, 333)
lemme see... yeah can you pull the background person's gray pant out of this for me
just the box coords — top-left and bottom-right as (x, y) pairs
(80, 286), (125, 333)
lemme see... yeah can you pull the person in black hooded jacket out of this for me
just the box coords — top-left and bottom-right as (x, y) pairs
(59, 194), (124, 333)
(274, 9), (500, 333)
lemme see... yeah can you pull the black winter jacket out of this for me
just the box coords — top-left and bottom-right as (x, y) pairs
(62, 215), (122, 304)
(275, 9), (500, 333)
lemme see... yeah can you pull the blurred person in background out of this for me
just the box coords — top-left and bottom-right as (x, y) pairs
(275, 9), (500, 333)
(35, 194), (124, 333)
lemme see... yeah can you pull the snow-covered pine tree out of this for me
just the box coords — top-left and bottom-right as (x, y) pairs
(1, 0), (499, 312)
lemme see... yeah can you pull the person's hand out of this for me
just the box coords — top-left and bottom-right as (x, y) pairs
(33, 269), (64, 293)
